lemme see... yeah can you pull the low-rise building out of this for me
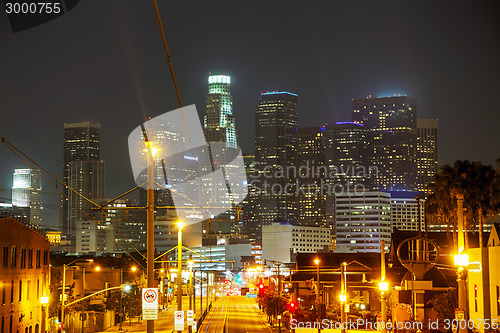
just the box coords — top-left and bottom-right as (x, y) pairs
(335, 191), (391, 253)
(262, 222), (330, 264)
(0, 217), (50, 333)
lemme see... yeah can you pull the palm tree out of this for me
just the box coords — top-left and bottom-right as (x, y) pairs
(426, 160), (498, 249)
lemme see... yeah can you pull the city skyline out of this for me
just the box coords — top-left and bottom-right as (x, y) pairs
(1, 1), (499, 228)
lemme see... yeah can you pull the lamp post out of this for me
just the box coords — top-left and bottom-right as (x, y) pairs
(188, 256), (194, 333)
(144, 131), (156, 333)
(61, 259), (93, 332)
(340, 262), (347, 333)
(455, 193), (469, 333)
(314, 258), (320, 321)
(119, 268), (124, 332)
(41, 295), (49, 333)
(177, 221), (183, 333)
(379, 240), (389, 333)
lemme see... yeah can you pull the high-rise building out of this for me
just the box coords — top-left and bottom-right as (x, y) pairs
(252, 91), (299, 240)
(335, 191), (391, 253)
(352, 96), (417, 191)
(417, 118), (439, 193)
(390, 192), (425, 232)
(242, 154), (258, 242)
(204, 74), (237, 149)
(12, 168), (42, 226)
(326, 122), (373, 190)
(62, 122), (102, 238)
(297, 126), (327, 227)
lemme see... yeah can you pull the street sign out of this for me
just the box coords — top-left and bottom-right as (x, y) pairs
(174, 311), (184, 331)
(142, 309), (158, 320)
(247, 293), (257, 298)
(345, 304), (350, 313)
(142, 288), (158, 310)
(187, 310), (194, 326)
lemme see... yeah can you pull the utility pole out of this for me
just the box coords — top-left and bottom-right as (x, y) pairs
(177, 222), (183, 333)
(380, 240), (387, 333)
(146, 135), (155, 333)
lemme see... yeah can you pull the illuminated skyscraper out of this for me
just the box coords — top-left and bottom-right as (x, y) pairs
(12, 168), (42, 226)
(204, 74), (237, 148)
(352, 96), (417, 191)
(417, 118), (439, 193)
(62, 122), (102, 238)
(251, 91), (298, 240)
(326, 122), (373, 189)
(297, 126), (327, 227)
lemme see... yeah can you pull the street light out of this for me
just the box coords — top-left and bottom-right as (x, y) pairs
(314, 258), (320, 321)
(94, 265), (138, 332)
(380, 240), (388, 333)
(456, 193), (469, 333)
(188, 256), (194, 333)
(177, 221), (184, 333)
(61, 259), (93, 332)
(40, 295), (49, 333)
(340, 262), (347, 333)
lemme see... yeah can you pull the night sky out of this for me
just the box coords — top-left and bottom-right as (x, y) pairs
(1, 1), (499, 227)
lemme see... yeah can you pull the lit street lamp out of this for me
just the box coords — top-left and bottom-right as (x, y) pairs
(314, 258), (321, 321)
(455, 193), (469, 333)
(188, 256), (194, 333)
(40, 295), (49, 333)
(177, 221), (183, 333)
(380, 240), (388, 333)
(61, 259), (93, 332)
(340, 262), (347, 333)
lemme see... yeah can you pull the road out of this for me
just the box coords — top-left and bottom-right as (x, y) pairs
(97, 296), (211, 332)
(199, 296), (272, 333)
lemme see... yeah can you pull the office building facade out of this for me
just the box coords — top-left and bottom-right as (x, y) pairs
(62, 122), (102, 238)
(262, 222), (331, 264)
(12, 168), (42, 226)
(390, 192), (425, 232)
(335, 191), (391, 253)
(417, 118), (439, 193)
(297, 126), (327, 227)
(252, 92), (299, 240)
(352, 96), (417, 191)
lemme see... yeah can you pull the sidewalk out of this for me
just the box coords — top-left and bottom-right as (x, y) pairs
(254, 304), (291, 333)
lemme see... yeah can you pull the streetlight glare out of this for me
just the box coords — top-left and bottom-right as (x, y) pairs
(379, 281), (389, 291)
(339, 293), (347, 302)
(454, 253), (469, 267)
(95, 266), (101, 272)
(177, 221), (184, 230)
(131, 266), (137, 272)
(40, 296), (49, 304)
(188, 260), (194, 266)
(314, 259), (320, 265)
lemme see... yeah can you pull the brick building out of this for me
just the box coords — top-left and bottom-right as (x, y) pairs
(0, 217), (50, 333)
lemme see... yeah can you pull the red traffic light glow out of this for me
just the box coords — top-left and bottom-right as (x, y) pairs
(290, 302), (295, 307)
(259, 283), (264, 289)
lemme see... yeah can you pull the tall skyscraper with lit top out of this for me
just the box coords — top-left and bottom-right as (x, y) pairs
(352, 96), (417, 191)
(62, 121), (104, 239)
(12, 168), (42, 226)
(251, 91), (298, 241)
(204, 74), (237, 148)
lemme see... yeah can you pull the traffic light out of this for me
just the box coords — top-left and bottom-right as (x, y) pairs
(57, 323), (63, 331)
(288, 301), (297, 314)
(258, 282), (265, 296)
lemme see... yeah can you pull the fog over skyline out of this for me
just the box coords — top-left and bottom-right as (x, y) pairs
(1, 1), (499, 227)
